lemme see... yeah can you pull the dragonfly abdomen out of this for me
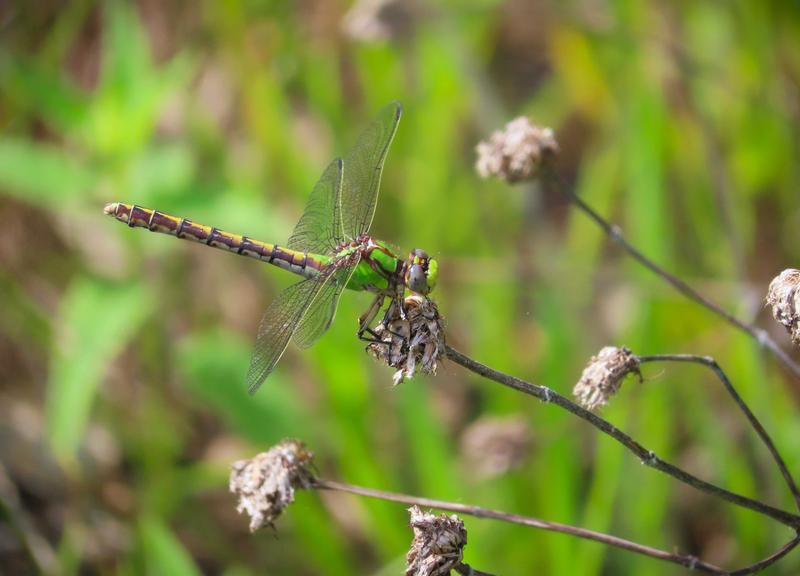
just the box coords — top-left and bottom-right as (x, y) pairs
(104, 202), (327, 279)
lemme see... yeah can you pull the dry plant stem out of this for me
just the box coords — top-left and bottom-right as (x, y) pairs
(638, 354), (800, 511)
(729, 535), (800, 576)
(454, 564), (496, 576)
(312, 479), (724, 574)
(564, 189), (800, 380)
(444, 345), (800, 529)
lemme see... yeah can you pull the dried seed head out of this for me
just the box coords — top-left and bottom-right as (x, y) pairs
(460, 416), (532, 479)
(229, 439), (315, 532)
(368, 295), (445, 385)
(406, 506), (467, 576)
(342, 0), (415, 43)
(573, 346), (641, 411)
(766, 269), (800, 346)
(475, 116), (559, 183)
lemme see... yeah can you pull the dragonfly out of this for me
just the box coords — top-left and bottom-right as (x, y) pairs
(104, 101), (438, 394)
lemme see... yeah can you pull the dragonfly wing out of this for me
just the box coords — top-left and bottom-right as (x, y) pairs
(287, 158), (344, 254)
(293, 259), (359, 349)
(246, 271), (334, 395)
(341, 101), (402, 239)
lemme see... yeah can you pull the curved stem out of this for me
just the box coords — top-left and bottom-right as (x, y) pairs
(729, 534), (800, 575)
(638, 354), (800, 511)
(455, 563), (496, 576)
(563, 188), (800, 380)
(445, 345), (800, 529)
(312, 478), (725, 574)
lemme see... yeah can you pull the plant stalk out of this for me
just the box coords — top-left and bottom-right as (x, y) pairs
(312, 478), (725, 574)
(638, 354), (800, 511)
(563, 187), (800, 380)
(444, 345), (800, 529)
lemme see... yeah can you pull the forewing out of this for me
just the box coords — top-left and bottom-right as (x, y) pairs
(287, 158), (344, 254)
(246, 272), (333, 395)
(293, 260), (359, 349)
(341, 101), (402, 239)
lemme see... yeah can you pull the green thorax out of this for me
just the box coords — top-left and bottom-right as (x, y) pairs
(312, 238), (402, 293)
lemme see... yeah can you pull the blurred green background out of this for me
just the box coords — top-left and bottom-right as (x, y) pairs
(2, 0), (800, 574)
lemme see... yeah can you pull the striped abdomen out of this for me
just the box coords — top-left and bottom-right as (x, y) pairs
(104, 202), (328, 279)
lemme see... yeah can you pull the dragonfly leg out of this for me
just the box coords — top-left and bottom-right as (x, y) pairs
(378, 297), (411, 341)
(357, 295), (385, 339)
(358, 326), (386, 344)
(394, 289), (408, 320)
(380, 296), (401, 324)
(357, 295), (409, 347)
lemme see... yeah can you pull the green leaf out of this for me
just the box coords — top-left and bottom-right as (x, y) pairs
(82, 0), (193, 156)
(46, 277), (152, 461)
(176, 329), (304, 444)
(127, 144), (196, 202)
(140, 516), (201, 576)
(0, 139), (97, 205)
(0, 54), (89, 134)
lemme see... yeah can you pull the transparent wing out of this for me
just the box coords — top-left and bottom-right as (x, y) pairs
(293, 260), (359, 349)
(246, 271), (335, 395)
(287, 158), (344, 254)
(341, 101), (402, 239)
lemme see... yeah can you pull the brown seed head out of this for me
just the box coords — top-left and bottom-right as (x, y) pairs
(368, 295), (445, 385)
(229, 439), (315, 532)
(766, 269), (800, 346)
(475, 116), (559, 183)
(573, 346), (641, 411)
(406, 506), (467, 576)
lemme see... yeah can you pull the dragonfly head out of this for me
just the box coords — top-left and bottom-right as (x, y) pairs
(405, 249), (438, 295)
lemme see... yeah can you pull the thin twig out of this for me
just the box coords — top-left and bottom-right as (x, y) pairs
(444, 345), (800, 529)
(729, 534), (800, 576)
(455, 563), (497, 576)
(312, 478), (725, 574)
(562, 186), (800, 380)
(638, 354), (800, 511)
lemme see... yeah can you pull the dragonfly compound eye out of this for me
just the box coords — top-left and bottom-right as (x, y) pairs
(406, 263), (429, 294)
(413, 248), (429, 259)
(425, 258), (438, 292)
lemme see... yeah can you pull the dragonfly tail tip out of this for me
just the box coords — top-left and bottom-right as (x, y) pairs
(103, 202), (119, 215)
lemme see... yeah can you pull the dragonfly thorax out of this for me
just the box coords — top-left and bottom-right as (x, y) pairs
(335, 233), (372, 253)
(335, 237), (436, 297)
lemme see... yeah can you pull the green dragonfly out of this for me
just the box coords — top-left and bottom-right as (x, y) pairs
(104, 101), (438, 394)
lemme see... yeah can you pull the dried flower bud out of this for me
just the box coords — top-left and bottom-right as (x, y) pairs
(475, 116), (559, 183)
(406, 506), (467, 576)
(368, 295), (445, 385)
(342, 0), (415, 43)
(573, 346), (641, 411)
(229, 440), (315, 532)
(460, 416), (532, 479)
(766, 269), (800, 346)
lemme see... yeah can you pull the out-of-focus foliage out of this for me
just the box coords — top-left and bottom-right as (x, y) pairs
(1, 1), (800, 574)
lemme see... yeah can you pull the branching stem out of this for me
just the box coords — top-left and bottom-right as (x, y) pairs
(728, 534), (800, 576)
(312, 478), (725, 574)
(638, 354), (800, 510)
(444, 345), (800, 529)
(562, 187), (800, 380)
